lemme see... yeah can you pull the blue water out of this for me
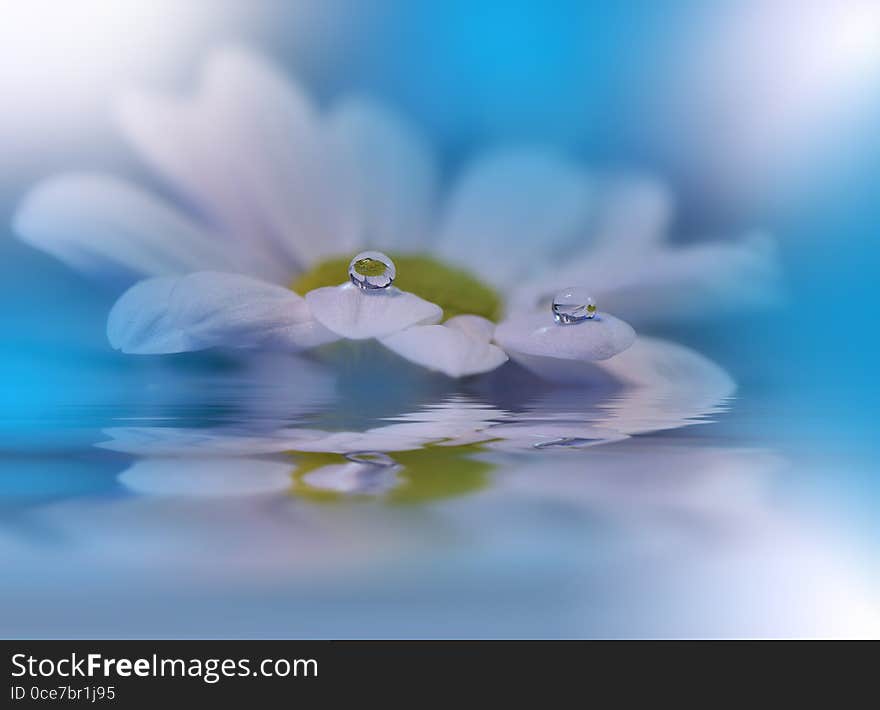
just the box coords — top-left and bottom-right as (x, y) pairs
(1, 338), (876, 639)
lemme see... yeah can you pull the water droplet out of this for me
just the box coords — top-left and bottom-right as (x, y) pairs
(552, 287), (597, 324)
(303, 453), (402, 495)
(533, 437), (600, 449)
(344, 451), (398, 467)
(349, 251), (396, 290)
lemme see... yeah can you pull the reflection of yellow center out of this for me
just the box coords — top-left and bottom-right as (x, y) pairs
(288, 442), (495, 504)
(353, 257), (387, 277)
(586, 303), (597, 314)
(291, 253), (503, 322)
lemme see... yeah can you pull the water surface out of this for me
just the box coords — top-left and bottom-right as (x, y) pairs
(1, 351), (877, 638)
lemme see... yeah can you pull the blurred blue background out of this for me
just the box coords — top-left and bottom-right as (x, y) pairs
(1, 0), (878, 636)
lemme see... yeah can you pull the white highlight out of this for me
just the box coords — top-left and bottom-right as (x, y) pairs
(665, 0), (880, 207)
(0, 0), (216, 171)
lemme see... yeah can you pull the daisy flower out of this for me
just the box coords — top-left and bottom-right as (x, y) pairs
(13, 47), (779, 382)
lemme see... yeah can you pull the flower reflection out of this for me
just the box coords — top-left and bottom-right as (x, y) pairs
(291, 444), (493, 504)
(100, 346), (732, 503)
(4, 347), (877, 638)
(119, 458), (296, 498)
(5, 434), (878, 638)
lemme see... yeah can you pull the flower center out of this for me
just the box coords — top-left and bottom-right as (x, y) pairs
(291, 253), (503, 321)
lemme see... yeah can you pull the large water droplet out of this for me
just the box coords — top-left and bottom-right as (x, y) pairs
(349, 251), (396, 290)
(344, 451), (399, 467)
(552, 287), (597, 324)
(303, 451), (402, 495)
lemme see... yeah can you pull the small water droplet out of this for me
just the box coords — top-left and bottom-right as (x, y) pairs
(552, 287), (597, 324)
(349, 251), (396, 290)
(533, 437), (599, 449)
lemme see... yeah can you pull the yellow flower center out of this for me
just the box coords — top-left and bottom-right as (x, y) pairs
(291, 253), (503, 322)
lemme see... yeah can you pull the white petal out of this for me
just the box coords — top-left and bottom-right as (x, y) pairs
(108, 272), (337, 354)
(519, 230), (781, 326)
(13, 174), (236, 287)
(501, 324), (734, 417)
(602, 231), (781, 324)
(119, 458), (294, 497)
(305, 282), (442, 340)
(594, 335), (734, 390)
(117, 47), (355, 276)
(591, 337), (736, 434)
(445, 314), (496, 341)
(494, 337), (734, 434)
(381, 317), (508, 378)
(504, 173), (780, 324)
(494, 310), (635, 364)
(589, 176), (674, 252)
(435, 149), (595, 287)
(327, 98), (437, 253)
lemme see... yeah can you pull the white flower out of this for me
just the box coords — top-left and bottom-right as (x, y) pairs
(13, 47), (780, 382)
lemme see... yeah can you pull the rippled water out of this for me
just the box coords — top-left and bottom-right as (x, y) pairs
(1, 350), (877, 638)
